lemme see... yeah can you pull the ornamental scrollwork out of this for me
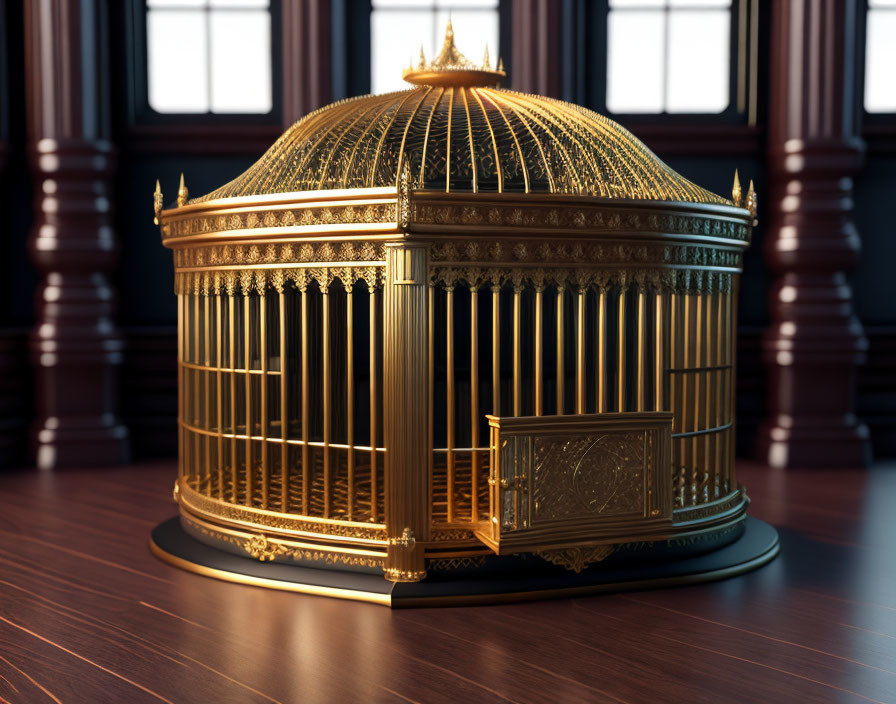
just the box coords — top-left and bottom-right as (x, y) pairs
(536, 544), (616, 573)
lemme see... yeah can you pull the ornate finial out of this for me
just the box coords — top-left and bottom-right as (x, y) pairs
(177, 173), (189, 207)
(402, 21), (505, 87)
(482, 45), (491, 70)
(153, 179), (163, 226)
(497, 56), (504, 73)
(731, 169), (741, 207)
(746, 180), (758, 222)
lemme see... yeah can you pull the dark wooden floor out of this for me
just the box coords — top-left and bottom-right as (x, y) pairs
(0, 461), (894, 704)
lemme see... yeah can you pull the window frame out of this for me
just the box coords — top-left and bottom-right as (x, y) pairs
(124, 0), (284, 127)
(589, 0), (757, 127)
(860, 0), (896, 125)
(367, 0), (511, 96)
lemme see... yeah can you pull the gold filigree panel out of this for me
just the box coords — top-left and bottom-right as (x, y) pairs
(532, 433), (645, 523)
(479, 413), (673, 554)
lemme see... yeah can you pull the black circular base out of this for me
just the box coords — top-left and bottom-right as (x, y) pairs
(150, 517), (779, 608)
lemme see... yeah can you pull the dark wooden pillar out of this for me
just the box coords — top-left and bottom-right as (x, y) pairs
(25, 0), (129, 469)
(757, 0), (871, 468)
(509, 0), (562, 98)
(282, 0), (332, 126)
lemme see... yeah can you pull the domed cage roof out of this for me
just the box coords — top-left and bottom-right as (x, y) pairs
(190, 22), (730, 206)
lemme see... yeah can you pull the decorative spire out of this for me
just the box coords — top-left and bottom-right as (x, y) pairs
(177, 173), (189, 207)
(153, 179), (163, 226)
(746, 180), (758, 222)
(731, 169), (741, 207)
(497, 56), (504, 73)
(402, 21), (506, 87)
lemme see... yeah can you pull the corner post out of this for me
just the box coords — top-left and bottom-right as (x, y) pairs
(383, 243), (430, 582)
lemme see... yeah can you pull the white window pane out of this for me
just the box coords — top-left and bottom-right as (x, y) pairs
(865, 11), (896, 112)
(209, 0), (269, 6)
(436, 0), (498, 7)
(434, 9), (498, 63)
(609, 0), (664, 7)
(669, 0), (731, 7)
(372, 0), (434, 7)
(666, 10), (730, 112)
(607, 10), (664, 113)
(372, 11), (434, 93)
(209, 10), (272, 112)
(869, 0), (896, 7)
(148, 0), (205, 7)
(147, 10), (209, 113)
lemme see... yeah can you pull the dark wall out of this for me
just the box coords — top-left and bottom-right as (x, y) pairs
(1, 0), (893, 463)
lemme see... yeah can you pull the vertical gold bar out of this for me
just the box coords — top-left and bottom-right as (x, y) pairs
(597, 289), (607, 413)
(556, 285), (565, 414)
(322, 285), (331, 518)
(729, 281), (739, 489)
(534, 286), (544, 416)
(243, 291), (252, 507)
(513, 285), (522, 416)
(669, 292), (678, 484)
(215, 292), (223, 496)
(491, 283), (500, 416)
(193, 294), (200, 488)
(576, 287), (586, 414)
(369, 286), (378, 522)
(259, 289), (268, 508)
(428, 283), (434, 523)
(446, 285), (455, 522)
(705, 290), (715, 497)
(682, 293), (692, 504)
(279, 288), (288, 512)
(204, 294), (211, 495)
(301, 287), (310, 515)
(346, 285), (355, 520)
(655, 290), (664, 412)
(470, 285), (480, 522)
(177, 293), (184, 481)
(229, 294), (237, 502)
(713, 288), (722, 493)
(617, 289), (627, 412)
(693, 291), (703, 502)
(637, 288), (646, 412)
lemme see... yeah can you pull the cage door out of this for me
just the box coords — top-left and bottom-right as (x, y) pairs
(476, 413), (675, 555)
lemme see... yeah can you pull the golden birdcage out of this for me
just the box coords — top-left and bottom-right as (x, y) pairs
(152, 24), (774, 606)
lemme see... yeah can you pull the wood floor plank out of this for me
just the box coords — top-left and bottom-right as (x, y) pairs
(1, 460), (894, 703)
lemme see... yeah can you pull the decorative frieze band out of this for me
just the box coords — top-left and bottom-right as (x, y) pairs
(412, 202), (751, 242)
(162, 202), (396, 239)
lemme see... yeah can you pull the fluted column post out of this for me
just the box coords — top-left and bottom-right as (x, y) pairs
(383, 243), (430, 583)
(757, 0), (870, 468)
(282, 0), (332, 126)
(25, 0), (129, 469)
(509, 0), (562, 98)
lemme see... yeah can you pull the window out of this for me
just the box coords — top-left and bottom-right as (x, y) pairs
(145, 0), (273, 114)
(865, 0), (896, 113)
(370, 0), (499, 95)
(606, 0), (733, 114)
